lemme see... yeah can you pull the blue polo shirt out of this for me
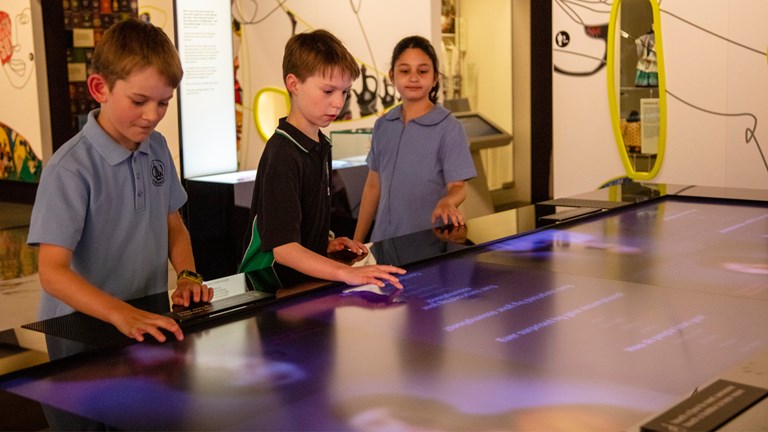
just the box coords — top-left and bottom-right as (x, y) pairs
(28, 109), (187, 319)
(367, 104), (476, 242)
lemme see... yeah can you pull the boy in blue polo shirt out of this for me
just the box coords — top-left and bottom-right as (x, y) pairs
(240, 30), (405, 288)
(28, 18), (212, 348)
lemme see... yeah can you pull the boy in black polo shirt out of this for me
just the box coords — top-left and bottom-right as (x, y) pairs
(241, 30), (405, 288)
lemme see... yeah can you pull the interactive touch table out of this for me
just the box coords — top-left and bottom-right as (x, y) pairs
(1, 182), (767, 431)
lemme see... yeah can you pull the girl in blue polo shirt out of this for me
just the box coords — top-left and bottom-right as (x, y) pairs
(354, 36), (476, 243)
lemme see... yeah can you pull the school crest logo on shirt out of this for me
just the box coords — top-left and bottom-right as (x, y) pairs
(151, 160), (165, 186)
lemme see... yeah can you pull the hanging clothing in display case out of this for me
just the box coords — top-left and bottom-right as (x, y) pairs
(634, 30), (658, 87)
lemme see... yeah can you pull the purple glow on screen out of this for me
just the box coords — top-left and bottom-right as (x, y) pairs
(3, 199), (767, 430)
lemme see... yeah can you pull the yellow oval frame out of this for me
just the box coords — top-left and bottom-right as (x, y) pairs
(607, 0), (667, 180)
(253, 87), (291, 142)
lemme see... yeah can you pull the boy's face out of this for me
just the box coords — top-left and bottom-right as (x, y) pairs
(286, 69), (352, 136)
(88, 66), (175, 151)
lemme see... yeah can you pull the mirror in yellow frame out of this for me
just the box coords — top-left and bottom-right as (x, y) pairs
(607, 0), (666, 180)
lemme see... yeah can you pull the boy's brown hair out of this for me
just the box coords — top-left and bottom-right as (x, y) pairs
(282, 29), (360, 84)
(91, 18), (183, 89)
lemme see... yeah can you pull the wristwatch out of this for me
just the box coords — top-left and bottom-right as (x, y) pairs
(177, 269), (204, 285)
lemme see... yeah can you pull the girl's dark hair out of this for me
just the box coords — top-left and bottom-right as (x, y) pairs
(390, 35), (440, 104)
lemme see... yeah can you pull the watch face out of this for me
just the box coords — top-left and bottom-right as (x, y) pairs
(179, 270), (203, 283)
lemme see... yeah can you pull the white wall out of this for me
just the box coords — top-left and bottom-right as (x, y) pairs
(511, 0), (532, 204)
(463, 0), (513, 191)
(132, 0), (439, 177)
(659, 0), (768, 189)
(552, 0), (624, 197)
(138, 0), (181, 175)
(553, 0), (768, 197)
(236, 0), (440, 171)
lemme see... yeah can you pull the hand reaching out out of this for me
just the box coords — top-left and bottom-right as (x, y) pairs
(432, 198), (465, 227)
(339, 264), (406, 289)
(110, 302), (183, 343)
(328, 236), (369, 255)
(171, 279), (214, 307)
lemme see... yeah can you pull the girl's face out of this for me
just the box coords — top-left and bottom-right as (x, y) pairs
(390, 48), (437, 104)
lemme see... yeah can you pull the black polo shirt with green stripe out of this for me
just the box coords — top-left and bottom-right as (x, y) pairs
(240, 117), (332, 272)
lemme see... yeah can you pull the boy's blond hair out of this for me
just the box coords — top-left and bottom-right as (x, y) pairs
(92, 18), (183, 89)
(282, 29), (360, 84)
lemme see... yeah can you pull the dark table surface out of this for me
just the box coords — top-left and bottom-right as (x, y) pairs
(2, 181), (768, 431)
